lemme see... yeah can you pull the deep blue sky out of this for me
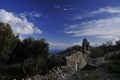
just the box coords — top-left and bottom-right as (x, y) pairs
(1, 0), (120, 50)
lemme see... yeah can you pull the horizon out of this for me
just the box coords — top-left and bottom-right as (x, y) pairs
(1, 0), (120, 50)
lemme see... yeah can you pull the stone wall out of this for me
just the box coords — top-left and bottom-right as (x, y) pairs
(65, 51), (87, 71)
(25, 66), (75, 80)
(25, 51), (88, 80)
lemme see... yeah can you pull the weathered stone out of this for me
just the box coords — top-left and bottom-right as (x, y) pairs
(26, 38), (91, 80)
(65, 51), (87, 71)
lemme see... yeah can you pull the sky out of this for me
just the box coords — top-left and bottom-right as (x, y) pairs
(1, 0), (120, 50)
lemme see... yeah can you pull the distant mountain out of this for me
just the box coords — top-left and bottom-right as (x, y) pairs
(50, 49), (64, 54)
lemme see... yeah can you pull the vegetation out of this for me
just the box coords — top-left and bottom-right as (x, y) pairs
(78, 70), (100, 80)
(100, 52), (120, 73)
(90, 41), (120, 79)
(1, 21), (120, 79)
(0, 22), (50, 79)
(82, 75), (100, 80)
(100, 61), (120, 73)
(90, 46), (105, 58)
(0, 22), (16, 59)
(57, 45), (82, 55)
(41, 55), (66, 74)
(109, 52), (120, 60)
(58, 40), (120, 58)
(90, 40), (120, 58)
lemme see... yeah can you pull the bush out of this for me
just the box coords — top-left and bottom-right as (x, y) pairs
(100, 61), (120, 73)
(82, 75), (100, 80)
(78, 70), (100, 80)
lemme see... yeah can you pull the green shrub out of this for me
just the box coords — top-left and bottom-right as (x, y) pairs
(82, 75), (100, 80)
(100, 61), (120, 73)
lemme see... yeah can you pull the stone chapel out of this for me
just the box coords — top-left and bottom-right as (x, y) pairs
(65, 38), (90, 71)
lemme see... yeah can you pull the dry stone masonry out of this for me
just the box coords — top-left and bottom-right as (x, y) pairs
(26, 38), (90, 80)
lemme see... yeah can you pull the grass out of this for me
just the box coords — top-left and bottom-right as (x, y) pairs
(77, 69), (100, 80)
(107, 74), (120, 80)
(82, 75), (100, 80)
(100, 61), (120, 73)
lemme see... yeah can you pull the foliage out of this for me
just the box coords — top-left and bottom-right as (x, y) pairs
(23, 38), (49, 58)
(90, 46), (105, 58)
(41, 55), (66, 74)
(0, 22), (49, 78)
(110, 74), (120, 79)
(100, 61), (120, 73)
(0, 22), (16, 59)
(90, 40), (120, 58)
(57, 45), (82, 55)
(6, 37), (49, 75)
(115, 40), (120, 51)
(78, 70), (100, 80)
(82, 75), (100, 80)
(109, 52), (120, 60)
(22, 37), (49, 73)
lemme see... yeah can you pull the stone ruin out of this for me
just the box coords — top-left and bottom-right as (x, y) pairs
(26, 66), (72, 80)
(25, 38), (90, 80)
(65, 51), (87, 72)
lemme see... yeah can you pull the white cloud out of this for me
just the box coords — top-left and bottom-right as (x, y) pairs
(54, 4), (61, 8)
(19, 11), (42, 18)
(29, 11), (42, 17)
(49, 42), (71, 50)
(74, 7), (120, 21)
(74, 16), (83, 20)
(49, 41), (103, 49)
(73, 41), (102, 47)
(63, 8), (71, 11)
(91, 7), (120, 14)
(0, 9), (42, 34)
(63, 8), (75, 11)
(65, 7), (120, 42)
(53, 4), (75, 11)
(65, 15), (120, 41)
(73, 41), (82, 46)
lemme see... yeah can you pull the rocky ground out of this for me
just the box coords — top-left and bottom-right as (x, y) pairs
(25, 67), (120, 80)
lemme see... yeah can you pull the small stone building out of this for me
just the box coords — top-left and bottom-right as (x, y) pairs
(82, 38), (90, 54)
(65, 51), (87, 71)
(42, 38), (90, 73)
(65, 38), (90, 71)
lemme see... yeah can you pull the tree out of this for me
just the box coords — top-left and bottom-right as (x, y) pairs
(6, 37), (49, 75)
(116, 40), (120, 50)
(22, 37), (49, 74)
(42, 55), (66, 74)
(0, 22), (16, 59)
(90, 46), (104, 58)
